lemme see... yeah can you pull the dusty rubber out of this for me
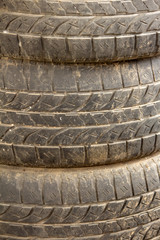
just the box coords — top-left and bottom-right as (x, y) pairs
(1, 0), (160, 15)
(0, 154), (160, 239)
(1, 1), (160, 62)
(1, 57), (160, 167)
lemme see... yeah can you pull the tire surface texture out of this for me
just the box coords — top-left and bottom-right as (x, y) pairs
(1, 0), (160, 15)
(1, 0), (160, 62)
(1, 1), (160, 240)
(1, 57), (160, 167)
(0, 154), (160, 239)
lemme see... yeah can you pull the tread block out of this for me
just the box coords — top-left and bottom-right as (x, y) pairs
(28, 62), (53, 91)
(155, 133), (160, 152)
(122, 1), (137, 13)
(141, 162), (160, 191)
(60, 1), (79, 14)
(3, 92), (40, 110)
(120, 61), (139, 87)
(87, 144), (108, 166)
(151, 56), (160, 82)
(142, 135), (156, 156)
(93, 37), (115, 60)
(68, 38), (92, 61)
(99, 200), (125, 220)
(79, 174), (97, 203)
(17, 0), (41, 14)
(0, 171), (22, 203)
(144, 0), (159, 11)
(116, 35), (135, 58)
(78, 65), (103, 91)
(45, 206), (72, 224)
(37, 146), (61, 167)
(61, 146), (85, 167)
(137, 59), (154, 84)
(14, 145), (38, 166)
(3, 62), (28, 90)
(113, 168), (133, 199)
(43, 174), (62, 205)
(86, 2), (105, 14)
(108, 142), (127, 163)
(19, 35), (43, 60)
(42, 37), (67, 61)
(96, 169), (116, 201)
(0, 32), (19, 58)
(99, 2), (116, 15)
(2, 127), (34, 144)
(0, 125), (12, 139)
(0, 143), (15, 165)
(102, 63), (122, 90)
(0, 205), (31, 222)
(81, 204), (106, 222)
(128, 164), (147, 195)
(127, 138), (142, 159)
(61, 175), (79, 205)
(30, 94), (64, 112)
(21, 173), (43, 204)
(136, 33), (157, 56)
(111, 1), (126, 13)
(132, 0), (148, 11)
(53, 65), (78, 92)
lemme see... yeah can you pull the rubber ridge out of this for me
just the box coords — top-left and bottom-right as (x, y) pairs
(0, 154), (160, 238)
(1, 9), (160, 62)
(1, 57), (160, 167)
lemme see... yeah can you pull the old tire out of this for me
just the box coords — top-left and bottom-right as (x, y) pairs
(1, 57), (160, 167)
(1, 0), (160, 62)
(0, 154), (160, 239)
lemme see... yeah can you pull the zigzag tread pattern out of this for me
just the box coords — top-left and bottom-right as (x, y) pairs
(0, 83), (160, 113)
(1, 11), (160, 36)
(0, 58), (160, 166)
(1, 129), (160, 167)
(0, 209), (160, 238)
(1, 114), (160, 145)
(1, 156), (160, 238)
(0, 0), (160, 16)
(0, 189), (160, 224)
(1, 99), (160, 127)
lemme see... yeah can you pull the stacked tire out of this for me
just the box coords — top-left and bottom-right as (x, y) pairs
(1, 0), (160, 239)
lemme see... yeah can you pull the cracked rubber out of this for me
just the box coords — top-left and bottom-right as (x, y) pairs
(0, 154), (160, 239)
(1, 0), (160, 62)
(1, 57), (160, 167)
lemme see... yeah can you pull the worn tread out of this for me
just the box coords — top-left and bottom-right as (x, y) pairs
(1, 114), (160, 145)
(0, 157), (160, 238)
(1, 99), (160, 127)
(0, 31), (160, 62)
(1, 0), (160, 16)
(0, 191), (159, 224)
(0, 58), (160, 166)
(1, 11), (160, 62)
(0, 57), (159, 93)
(1, 12), (160, 37)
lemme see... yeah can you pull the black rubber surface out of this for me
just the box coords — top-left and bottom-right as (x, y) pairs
(1, 57), (160, 167)
(0, 153), (160, 239)
(1, 1), (160, 239)
(1, 0), (160, 62)
(1, 0), (160, 15)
